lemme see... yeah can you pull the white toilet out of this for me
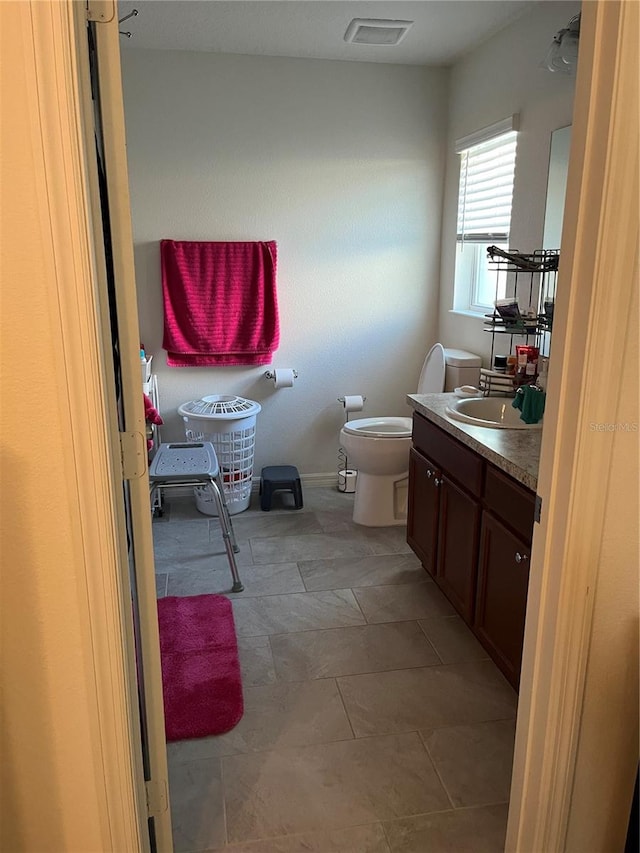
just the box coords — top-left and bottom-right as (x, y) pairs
(339, 345), (481, 527)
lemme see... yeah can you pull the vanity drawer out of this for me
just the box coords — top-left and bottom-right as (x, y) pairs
(412, 414), (483, 497)
(484, 464), (535, 542)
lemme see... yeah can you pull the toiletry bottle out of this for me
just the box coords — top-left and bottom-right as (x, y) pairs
(537, 357), (549, 391)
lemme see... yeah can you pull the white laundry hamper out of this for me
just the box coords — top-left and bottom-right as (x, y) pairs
(178, 395), (262, 515)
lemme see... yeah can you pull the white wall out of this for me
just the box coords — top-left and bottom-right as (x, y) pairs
(120, 50), (447, 475)
(438, 1), (580, 364)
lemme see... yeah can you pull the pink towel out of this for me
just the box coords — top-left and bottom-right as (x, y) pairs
(161, 240), (279, 367)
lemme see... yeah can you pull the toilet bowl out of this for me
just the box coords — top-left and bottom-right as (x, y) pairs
(339, 344), (481, 527)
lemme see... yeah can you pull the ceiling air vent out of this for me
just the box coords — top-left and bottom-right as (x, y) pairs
(344, 18), (414, 46)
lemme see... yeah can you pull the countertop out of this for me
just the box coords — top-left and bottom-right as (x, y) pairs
(407, 393), (541, 491)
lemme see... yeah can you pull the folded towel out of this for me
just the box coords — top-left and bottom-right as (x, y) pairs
(144, 393), (163, 426)
(143, 393), (163, 450)
(512, 385), (545, 424)
(161, 239), (279, 367)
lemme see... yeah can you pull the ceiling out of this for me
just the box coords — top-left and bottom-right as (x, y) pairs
(117, 1), (536, 66)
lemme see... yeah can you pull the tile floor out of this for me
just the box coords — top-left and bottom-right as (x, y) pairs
(153, 487), (518, 852)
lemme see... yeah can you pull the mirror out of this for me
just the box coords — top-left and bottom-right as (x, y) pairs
(543, 125), (571, 249)
(538, 125), (571, 359)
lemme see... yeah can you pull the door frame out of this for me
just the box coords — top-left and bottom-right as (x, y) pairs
(20, 1), (172, 849)
(20, 0), (637, 847)
(506, 1), (639, 849)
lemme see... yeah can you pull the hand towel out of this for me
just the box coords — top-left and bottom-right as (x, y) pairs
(144, 392), (163, 451)
(512, 385), (546, 424)
(161, 240), (279, 367)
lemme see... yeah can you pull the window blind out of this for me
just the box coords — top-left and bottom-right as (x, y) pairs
(457, 130), (518, 243)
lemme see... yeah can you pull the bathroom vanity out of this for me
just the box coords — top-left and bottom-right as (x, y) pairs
(406, 393), (541, 689)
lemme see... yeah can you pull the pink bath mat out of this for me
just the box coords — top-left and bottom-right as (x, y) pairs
(157, 594), (244, 742)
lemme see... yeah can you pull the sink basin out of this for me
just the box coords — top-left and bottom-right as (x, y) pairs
(445, 397), (543, 429)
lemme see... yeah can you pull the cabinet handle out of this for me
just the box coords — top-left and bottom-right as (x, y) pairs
(515, 552), (529, 564)
(426, 469), (433, 479)
(434, 477), (442, 487)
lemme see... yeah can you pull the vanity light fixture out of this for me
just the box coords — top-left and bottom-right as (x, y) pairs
(544, 13), (581, 74)
(344, 18), (414, 46)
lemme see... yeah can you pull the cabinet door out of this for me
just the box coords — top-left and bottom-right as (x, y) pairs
(407, 447), (440, 578)
(436, 475), (481, 621)
(475, 513), (531, 689)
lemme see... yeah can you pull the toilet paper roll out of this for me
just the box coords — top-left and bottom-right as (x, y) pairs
(272, 368), (296, 389)
(338, 469), (358, 493)
(342, 395), (364, 412)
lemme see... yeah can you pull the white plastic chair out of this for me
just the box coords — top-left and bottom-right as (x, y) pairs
(149, 442), (243, 592)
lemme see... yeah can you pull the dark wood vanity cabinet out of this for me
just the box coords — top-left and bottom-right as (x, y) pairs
(408, 415), (483, 623)
(407, 447), (481, 621)
(475, 514), (531, 688)
(475, 465), (536, 687)
(407, 448), (439, 577)
(408, 411), (536, 689)
(436, 475), (481, 622)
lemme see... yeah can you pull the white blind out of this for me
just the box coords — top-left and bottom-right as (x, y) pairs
(457, 130), (518, 243)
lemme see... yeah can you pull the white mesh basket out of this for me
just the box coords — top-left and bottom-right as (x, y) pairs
(178, 395), (262, 515)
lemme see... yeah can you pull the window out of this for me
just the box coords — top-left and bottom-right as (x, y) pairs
(453, 117), (518, 314)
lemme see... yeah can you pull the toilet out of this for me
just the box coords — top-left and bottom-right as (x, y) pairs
(339, 345), (481, 527)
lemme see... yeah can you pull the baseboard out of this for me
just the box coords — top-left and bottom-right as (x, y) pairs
(251, 472), (339, 492)
(292, 472), (340, 489)
(159, 473), (339, 500)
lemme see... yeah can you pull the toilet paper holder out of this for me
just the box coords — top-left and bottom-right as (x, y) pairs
(265, 370), (298, 380)
(337, 396), (367, 405)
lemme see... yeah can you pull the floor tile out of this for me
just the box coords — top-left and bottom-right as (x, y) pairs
(168, 757), (226, 852)
(229, 512), (324, 540)
(421, 719), (516, 807)
(362, 526), (412, 555)
(298, 489), (355, 513)
(270, 622), (440, 681)
(166, 562), (304, 598)
(154, 538), (254, 574)
(155, 488), (519, 853)
(231, 590), (365, 637)
(337, 661), (517, 737)
(211, 679), (354, 754)
(156, 572), (168, 598)
(418, 616), (489, 664)
(153, 519), (212, 550)
(353, 582), (455, 623)
(162, 496), (208, 522)
(168, 680), (353, 761)
(221, 823), (390, 852)
(223, 733), (450, 844)
(314, 509), (360, 533)
(237, 636), (277, 687)
(311, 511), (410, 539)
(167, 736), (223, 766)
(249, 532), (379, 564)
(382, 803), (509, 853)
(299, 554), (424, 592)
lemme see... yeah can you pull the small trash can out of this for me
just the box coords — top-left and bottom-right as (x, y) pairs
(178, 395), (262, 515)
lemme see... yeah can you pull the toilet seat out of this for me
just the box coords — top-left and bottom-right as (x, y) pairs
(417, 343), (446, 394)
(342, 417), (412, 438)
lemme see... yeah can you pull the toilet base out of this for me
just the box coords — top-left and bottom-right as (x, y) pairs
(352, 470), (408, 527)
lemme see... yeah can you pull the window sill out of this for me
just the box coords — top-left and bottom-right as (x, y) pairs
(449, 308), (489, 320)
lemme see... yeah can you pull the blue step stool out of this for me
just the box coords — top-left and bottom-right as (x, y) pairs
(260, 465), (303, 511)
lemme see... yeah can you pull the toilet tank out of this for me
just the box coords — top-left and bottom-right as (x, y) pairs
(444, 348), (481, 392)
